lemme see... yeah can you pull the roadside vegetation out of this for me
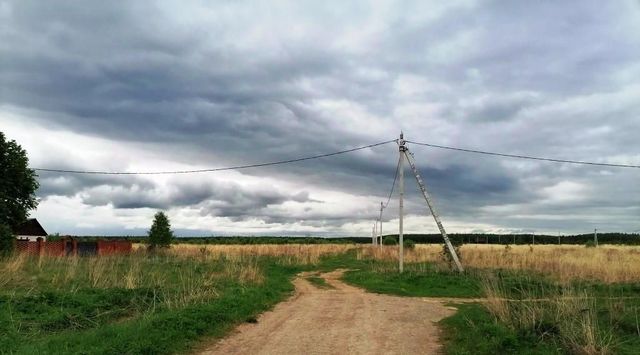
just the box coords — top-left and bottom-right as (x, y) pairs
(2, 243), (639, 354)
(345, 244), (640, 355)
(0, 245), (348, 354)
(305, 273), (334, 289)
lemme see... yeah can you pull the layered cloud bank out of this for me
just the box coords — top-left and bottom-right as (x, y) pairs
(1, 1), (639, 235)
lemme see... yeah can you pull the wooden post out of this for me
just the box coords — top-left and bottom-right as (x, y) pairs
(398, 135), (405, 273)
(37, 237), (44, 257)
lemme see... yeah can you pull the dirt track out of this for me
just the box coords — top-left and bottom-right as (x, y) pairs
(199, 269), (458, 355)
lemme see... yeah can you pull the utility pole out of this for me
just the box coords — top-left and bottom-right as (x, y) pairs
(379, 202), (384, 247)
(594, 228), (598, 247)
(404, 149), (464, 272)
(371, 225), (375, 245)
(398, 133), (406, 273)
(374, 221), (378, 246)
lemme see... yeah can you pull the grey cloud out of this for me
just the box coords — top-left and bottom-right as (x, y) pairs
(37, 171), (154, 199)
(3, 1), (640, 234)
(77, 178), (316, 221)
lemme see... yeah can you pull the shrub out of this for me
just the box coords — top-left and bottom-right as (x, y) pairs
(584, 240), (597, 248)
(383, 236), (398, 245)
(441, 238), (463, 267)
(0, 223), (15, 257)
(403, 239), (416, 250)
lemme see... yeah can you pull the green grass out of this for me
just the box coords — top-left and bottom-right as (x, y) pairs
(3, 247), (640, 354)
(305, 275), (334, 289)
(440, 303), (563, 355)
(0, 253), (304, 354)
(342, 267), (482, 297)
(326, 252), (640, 355)
(10, 264), (298, 354)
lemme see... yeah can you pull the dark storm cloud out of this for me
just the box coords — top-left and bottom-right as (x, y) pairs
(2, 1), (639, 233)
(76, 177), (315, 219)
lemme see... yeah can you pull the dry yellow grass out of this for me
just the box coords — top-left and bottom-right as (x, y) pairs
(146, 243), (355, 265)
(357, 244), (640, 283)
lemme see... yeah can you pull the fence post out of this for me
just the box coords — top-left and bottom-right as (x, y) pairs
(37, 237), (44, 257)
(72, 238), (78, 256)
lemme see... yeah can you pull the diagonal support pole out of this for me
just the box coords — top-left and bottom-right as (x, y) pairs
(404, 149), (464, 272)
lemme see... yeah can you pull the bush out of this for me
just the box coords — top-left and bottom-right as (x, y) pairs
(441, 239), (463, 267)
(403, 239), (416, 250)
(383, 236), (398, 245)
(584, 240), (597, 248)
(0, 223), (15, 257)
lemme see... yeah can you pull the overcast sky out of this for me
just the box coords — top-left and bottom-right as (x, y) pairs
(1, 1), (639, 236)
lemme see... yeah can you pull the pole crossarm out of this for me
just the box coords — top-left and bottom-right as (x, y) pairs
(404, 149), (464, 272)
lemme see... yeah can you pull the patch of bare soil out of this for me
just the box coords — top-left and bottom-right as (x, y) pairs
(199, 269), (459, 355)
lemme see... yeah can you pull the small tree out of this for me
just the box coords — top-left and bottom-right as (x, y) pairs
(148, 211), (174, 250)
(0, 224), (15, 257)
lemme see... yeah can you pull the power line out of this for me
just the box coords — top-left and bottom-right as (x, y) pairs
(406, 140), (640, 169)
(33, 139), (397, 175)
(383, 157), (400, 209)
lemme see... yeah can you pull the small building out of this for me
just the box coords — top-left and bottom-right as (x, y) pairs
(14, 218), (48, 242)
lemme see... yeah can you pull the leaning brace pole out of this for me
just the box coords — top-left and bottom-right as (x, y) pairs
(404, 148), (464, 272)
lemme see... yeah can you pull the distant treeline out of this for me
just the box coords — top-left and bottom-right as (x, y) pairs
(50, 233), (640, 245)
(397, 233), (640, 245)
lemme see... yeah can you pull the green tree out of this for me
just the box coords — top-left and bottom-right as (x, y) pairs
(0, 132), (39, 228)
(0, 132), (39, 256)
(0, 224), (15, 257)
(148, 211), (174, 249)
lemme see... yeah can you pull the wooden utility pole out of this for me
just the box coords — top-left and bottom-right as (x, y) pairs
(379, 202), (384, 247)
(372, 225), (375, 245)
(374, 221), (378, 246)
(398, 133), (406, 273)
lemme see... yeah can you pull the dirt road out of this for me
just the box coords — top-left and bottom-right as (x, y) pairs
(199, 269), (458, 355)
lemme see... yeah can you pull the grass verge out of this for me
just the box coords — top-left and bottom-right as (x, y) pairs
(305, 275), (334, 289)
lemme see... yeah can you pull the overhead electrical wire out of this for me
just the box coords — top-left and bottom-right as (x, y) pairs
(382, 157), (400, 209)
(32, 139), (397, 175)
(406, 140), (640, 169)
(32, 136), (640, 175)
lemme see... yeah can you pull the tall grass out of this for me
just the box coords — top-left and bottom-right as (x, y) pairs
(356, 244), (640, 283)
(482, 274), (615, 354)
(164, 243), (354, 265)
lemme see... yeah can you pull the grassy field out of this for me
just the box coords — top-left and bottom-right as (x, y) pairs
(1, 243), (639, 354)
(0, 245), (349, 354)
(346, 244), (640, 354)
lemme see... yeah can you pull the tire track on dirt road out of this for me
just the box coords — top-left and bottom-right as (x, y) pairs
(199, 269), (461, 355)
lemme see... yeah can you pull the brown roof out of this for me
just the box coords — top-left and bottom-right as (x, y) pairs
(13, 219), (48, 236)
